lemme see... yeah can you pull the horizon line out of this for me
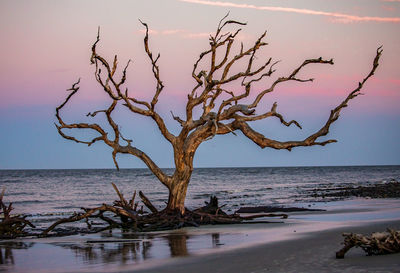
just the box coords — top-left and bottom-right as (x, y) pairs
(1, 164), (399, 171)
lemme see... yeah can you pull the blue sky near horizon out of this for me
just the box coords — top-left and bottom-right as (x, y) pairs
(0, 0), (399, 169)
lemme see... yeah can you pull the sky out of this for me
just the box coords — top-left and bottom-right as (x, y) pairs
(0, 0), (399, 169)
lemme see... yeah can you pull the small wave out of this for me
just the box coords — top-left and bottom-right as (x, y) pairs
(3, 191), (31, 196)
(12, 200), (45, 205)
(243, 187), (273, 192)
(136, 173), (154, 177)
(52, 206), (80, 210)
(26, 211), (75, 218)
(149, 191), (168, 195)
(192, 193), (211, 200)
(0, 179), (24, 183)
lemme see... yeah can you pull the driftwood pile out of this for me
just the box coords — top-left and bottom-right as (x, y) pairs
(0, 188), (35, 238)
(336, 229), (400, 258)
(1, 184), (287, 238)
(43, 185), (286, 235)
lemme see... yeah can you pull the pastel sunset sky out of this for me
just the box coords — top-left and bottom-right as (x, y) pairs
(0, 0), (399, 169)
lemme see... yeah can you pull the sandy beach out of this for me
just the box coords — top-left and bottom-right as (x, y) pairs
(133, 220), (400, 273)
(128, 199), (400, 273)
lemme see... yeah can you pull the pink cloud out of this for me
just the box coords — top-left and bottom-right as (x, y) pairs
(184, 32), (211, 38)
(162, 29), (185, 35)
(180, 0), (400, 23)
(138, 29), (159, 35)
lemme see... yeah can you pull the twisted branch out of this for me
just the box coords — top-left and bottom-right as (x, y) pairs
(232, 47), (383, 151)
(56, 27), (174, 187)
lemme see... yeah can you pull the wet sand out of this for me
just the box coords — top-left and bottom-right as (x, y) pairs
(1, 199), (399, 273)
(133, 220), (400, 273)
(128, 199), (400, 273)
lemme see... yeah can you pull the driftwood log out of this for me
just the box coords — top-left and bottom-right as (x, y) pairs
(336, 229), (400, 258)
(0, 188), (35, 239)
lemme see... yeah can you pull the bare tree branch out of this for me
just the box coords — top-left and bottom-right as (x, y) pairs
(233, 47), (383, 151)
(235, 102), (302, 129)
(57, 41), (173, 187)
(139, 19), (164, 110)
(249, 57), (334, 109)
(170, 111), (185, 126)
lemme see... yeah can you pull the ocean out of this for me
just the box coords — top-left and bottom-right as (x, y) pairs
(1, 165), (400, 272)
(1, 165), (399, 229)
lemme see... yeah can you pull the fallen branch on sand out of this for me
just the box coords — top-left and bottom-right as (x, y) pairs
(336, 229), (400, 259)
(0, 188), (35, 239)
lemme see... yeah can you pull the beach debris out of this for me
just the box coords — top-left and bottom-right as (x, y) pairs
(336, 229), (400, 259)
(0, 188), (35, 239)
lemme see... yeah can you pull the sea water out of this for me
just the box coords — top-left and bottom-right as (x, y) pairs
(1, 165), (399, 228)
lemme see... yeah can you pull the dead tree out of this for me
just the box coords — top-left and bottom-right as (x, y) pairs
(56, 15), (382, 215)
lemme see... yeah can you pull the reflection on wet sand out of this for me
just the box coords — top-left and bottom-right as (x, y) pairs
(166, 234), (189, 257)
(212, 233), (221, 247)
(54, 232), (196, 266)
(58, 240), (154, 265)
(55, 233), (156, 265)
(0, 242), (34, 266)
(0, 231), (227, 272)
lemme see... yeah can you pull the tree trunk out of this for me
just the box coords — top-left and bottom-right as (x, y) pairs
(166, 179), (189, 215)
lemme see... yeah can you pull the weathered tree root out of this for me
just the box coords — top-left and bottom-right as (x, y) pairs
(0, 188), (35, 239)
(0, 184), (288, 238)
(336, 229), (400, 259)
(40, 185), (288, 236)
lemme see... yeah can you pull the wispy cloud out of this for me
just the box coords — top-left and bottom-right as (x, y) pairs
(180, 0), (400, 23)
(161, 29), (186, 35)
(139, 29), (159, 35)
(185, 32), (211, 38)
